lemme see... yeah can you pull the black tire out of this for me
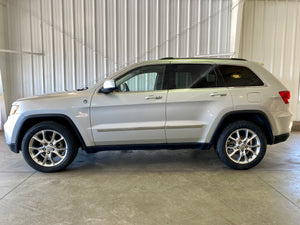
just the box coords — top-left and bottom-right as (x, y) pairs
(216, 120), (266, 170)
(22, 121), (78, 172)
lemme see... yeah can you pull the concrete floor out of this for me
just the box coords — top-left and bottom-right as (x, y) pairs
(0, 132), (300, 225)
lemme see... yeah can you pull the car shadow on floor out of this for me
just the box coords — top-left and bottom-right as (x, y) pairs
(66, 148), (230, 173)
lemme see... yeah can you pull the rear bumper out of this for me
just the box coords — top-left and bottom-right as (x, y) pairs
(273, 133), (290, 144)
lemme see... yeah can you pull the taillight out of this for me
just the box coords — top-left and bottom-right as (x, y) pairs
(279, 91), (290, 104)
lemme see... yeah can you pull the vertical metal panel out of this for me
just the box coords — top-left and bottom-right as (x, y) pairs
(155, 0), (159, 59)
(95, 0), (103, 81)
(85, 0), (96, 87)
(186, 0), (191, 57)
(207, 0), (211, 54)
(217, 0), (222, 53)
(8, 0), (23, 101)
(63, 0), (75, 91)
(165, 0), (169, 56)
(123, 0), (128, 65)
(5, 0), (232, 107)
(52, 0), (64, 92)
(30, 0), (43, 95)
(41, 0), (54, 93)
(176, 0), (180, 57)
(188, 0), (198, 58)
(241, 0), (300, 120)
(0, 0), (9, 125)
(73, 0), (84, 88)
(196, 0), (201, 56)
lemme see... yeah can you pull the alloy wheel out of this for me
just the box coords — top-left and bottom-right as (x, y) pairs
(28, 130), (68, 167)
(225, 128), (261, 164)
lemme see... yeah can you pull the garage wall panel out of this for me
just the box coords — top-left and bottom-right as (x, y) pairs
(52, 0), (65, 93)
(5, 0), (232, 106)
(7, 2), (23, 102)
(30, 0), (43, 96)
(74, 0), (85, 89)
(240, 0), (300, 120)
(0, 0), (9, 126)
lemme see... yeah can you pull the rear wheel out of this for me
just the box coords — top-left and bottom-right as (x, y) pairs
(22, 122), (78, 172)
(216, 121), (266, 170)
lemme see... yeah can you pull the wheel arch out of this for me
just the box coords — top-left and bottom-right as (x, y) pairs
(15, 114), (87, 153)
(210, 110), (274, 145)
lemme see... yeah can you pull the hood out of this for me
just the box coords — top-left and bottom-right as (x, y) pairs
(16, 91), (80, 102)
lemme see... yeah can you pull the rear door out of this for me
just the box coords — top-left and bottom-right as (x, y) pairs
(165, 64), (233, 143)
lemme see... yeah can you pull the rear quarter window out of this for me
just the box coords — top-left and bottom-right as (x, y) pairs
(218, 65), (264, 87)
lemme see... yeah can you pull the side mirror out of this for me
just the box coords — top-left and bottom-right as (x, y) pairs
(101, 79), (116, 93)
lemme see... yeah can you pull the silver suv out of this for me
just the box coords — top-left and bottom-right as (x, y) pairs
(4, 58), (293, 172)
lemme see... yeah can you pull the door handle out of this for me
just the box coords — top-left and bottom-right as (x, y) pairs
(210, 93), (227, 97)
(145, 95), (163, 100)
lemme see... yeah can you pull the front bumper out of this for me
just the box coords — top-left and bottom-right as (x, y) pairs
(4, 114), (21, 154)
(8, 143), (19, 153)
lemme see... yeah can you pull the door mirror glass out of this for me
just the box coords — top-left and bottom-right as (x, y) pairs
(101, 79), (116, 93)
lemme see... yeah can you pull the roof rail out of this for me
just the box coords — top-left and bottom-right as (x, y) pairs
(159, 57), (247, 61)
(231, 58), (247, 61)
(159, 57), (174, 60)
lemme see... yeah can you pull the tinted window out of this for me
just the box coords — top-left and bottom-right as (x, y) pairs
(219, 65), (264, 87)
(116, 65), (165, 92)
(167, 64), (224, 89)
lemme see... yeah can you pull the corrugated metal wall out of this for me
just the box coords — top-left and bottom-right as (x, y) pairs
(0, 0), (7, 97)
(240, 0), (300, 120)
(5, 0), (232, 106)
(0, 0), (8, 128)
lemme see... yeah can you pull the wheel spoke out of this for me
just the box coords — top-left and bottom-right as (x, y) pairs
(55, 148), (67, 151)
(32, 151), (43, 159)
(243, 129), (249, 142)
(248, 144), (260, 148)
(229, 149), (239, 157)
(50, 131), (57, 143)
(246, 134), (257, 144)
(29, 146), (43, 151)
(42, 154), (48, 165)
(32, 136), (43, 145)
(229, 136), (238, 142)
(53, 151), (64, 159)
(42, 130), (46, 142)
(246, 148), (257, 156)
(236, 151), (242, 163)
(243, 151), (248, 162)
(227, 137), (238, 149)
(49, 154), (55, 165)
(53, 137), (64, 145)
(236, 131), (241, 139)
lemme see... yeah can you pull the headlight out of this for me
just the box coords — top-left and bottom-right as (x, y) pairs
(10, 105), (19, 116)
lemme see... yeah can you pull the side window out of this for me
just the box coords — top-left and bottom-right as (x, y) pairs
(167, 64), (223, 89)
(219, 65), (264, 87)
(116, 65), (165, 92)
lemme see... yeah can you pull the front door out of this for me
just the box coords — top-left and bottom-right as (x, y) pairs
(90, 65), (167, 146)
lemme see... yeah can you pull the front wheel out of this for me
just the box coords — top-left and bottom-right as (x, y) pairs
(216, 121), (266, 170)
(22, 122), (78, 172)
